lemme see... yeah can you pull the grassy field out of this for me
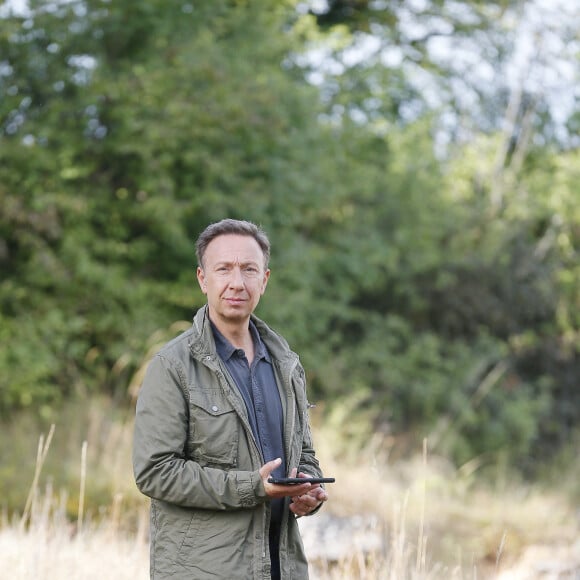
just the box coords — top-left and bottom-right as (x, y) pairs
(1, 398), (578, 579)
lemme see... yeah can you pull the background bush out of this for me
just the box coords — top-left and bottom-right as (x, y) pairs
(1, 0), (578, 473)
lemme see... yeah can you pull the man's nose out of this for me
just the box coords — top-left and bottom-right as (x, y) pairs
(229, 266), (245, 287)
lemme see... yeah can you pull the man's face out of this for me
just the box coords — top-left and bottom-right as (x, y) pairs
(197, 234), (270, 326)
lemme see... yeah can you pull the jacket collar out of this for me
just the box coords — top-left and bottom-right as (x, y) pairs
(189, 304), (297, 368)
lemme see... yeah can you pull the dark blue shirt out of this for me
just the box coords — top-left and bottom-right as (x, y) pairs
(211, 320), (288, 580)
(211, 321), (286, 474)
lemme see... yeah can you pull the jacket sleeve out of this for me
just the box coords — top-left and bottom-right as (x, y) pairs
(132, 353), (268, 509)
(298, 416), (323, 480)
(292, 364), (327, 516)
(295, 365), (324, 479)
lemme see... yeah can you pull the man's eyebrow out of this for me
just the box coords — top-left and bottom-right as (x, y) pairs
(213, 260), (260, 267)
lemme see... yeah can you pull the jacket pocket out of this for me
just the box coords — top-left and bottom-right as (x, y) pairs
(187, 387), (239, 467)
(174, 510), (254, 577)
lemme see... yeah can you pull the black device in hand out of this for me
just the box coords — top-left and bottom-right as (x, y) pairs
(268, 476), (335, 485)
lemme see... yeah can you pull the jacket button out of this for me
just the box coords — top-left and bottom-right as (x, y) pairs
(211, 405), (219, 412)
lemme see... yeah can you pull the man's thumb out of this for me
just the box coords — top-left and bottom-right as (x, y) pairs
(261, 457), (282, 478)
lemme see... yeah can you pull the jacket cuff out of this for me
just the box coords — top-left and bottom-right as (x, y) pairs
(237, 470), (268, 507)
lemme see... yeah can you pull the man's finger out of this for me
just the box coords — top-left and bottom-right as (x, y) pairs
(259, 457), (282, 479)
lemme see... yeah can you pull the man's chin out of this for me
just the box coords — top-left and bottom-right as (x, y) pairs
(220, 307), (252, 321)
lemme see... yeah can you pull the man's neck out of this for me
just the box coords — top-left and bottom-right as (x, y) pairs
(209, 312), (254, 355)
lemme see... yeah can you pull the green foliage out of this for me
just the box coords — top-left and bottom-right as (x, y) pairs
(0, 0), (326, 413)
(0, 0), (578, 474)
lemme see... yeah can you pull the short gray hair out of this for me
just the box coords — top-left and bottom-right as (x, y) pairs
(195, 219), (271, 269)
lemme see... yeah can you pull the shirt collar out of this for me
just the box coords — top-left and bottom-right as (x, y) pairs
(210, 319), (271, 364)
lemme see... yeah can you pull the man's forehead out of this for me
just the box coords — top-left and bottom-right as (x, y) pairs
(205, 234), (264, 261)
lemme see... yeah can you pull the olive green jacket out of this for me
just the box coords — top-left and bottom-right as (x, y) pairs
(133, 305), (323, 579)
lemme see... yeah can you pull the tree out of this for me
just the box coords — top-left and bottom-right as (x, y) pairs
(0, 0), (332, 412)
(1, 0), (578, 472)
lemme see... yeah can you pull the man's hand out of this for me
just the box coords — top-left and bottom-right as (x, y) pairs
(260, 458), (312, 498)
(288, 468), (328, 517)
(259, 459), (329, 515)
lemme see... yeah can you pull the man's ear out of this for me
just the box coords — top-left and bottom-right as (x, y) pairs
(197, 266), (207, 294)
(261, 268), (270, 294)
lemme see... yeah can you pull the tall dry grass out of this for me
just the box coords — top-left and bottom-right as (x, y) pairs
(0, 486), (149, 580)
(0, 399), (578, 579)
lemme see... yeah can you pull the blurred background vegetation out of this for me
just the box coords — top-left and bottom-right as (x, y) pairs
(0, 0), (578, 513)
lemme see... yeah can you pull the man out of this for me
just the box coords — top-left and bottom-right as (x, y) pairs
(133, 219), (328, 579)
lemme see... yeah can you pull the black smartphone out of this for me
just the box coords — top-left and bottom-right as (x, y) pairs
(268, 477), (335, 485)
